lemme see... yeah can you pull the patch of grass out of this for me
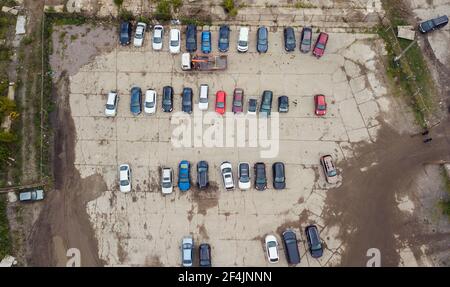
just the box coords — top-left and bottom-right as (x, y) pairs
(439, 167), (450, 217)
(154, 0), (172, 21)
(119, 9), (134, 21)
(0, 194), (11, 259)
(170, 0), (183, 11)
(180, 15), (212, 26)
(113, 0), (123, 7)
(52, 14), (87, 26)
(21, 36), (33, 46)
(70, 34), (78, 41)
(293, 1), (316, 9)
(0, 46), (11, 61)
(222, 0), (238, 17)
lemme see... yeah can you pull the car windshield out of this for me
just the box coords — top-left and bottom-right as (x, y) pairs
(162, 181), (171, 188)
(200, 97), (208, 103)
(170, 40), (179, 46)
(303, 38), (311, 45)
(180, 176), (189, 182)
(316, 43), (325, 49)
(256, 176), (266, 184)
(328, 170), (337, 177)
(275, 176), (284, 183)
(219, 37), (228, 44)
(223, 168), (231, 173)
(187, 37), (195, 43)
(135, 29), (143, 39)
(217, 102), (224, 108)
(163, 99), (171, 105)
(234, 100), (242, 107)
(120, 180), (129, 186)
(267, 241), (276, 248)
(106, 104), (115, 110)
(238, 40), (247, 47)
(198, 167), (207, 172)
(318, 104), (326, 110)
(145, 101), (154, 108)
(312, 243), (322, 251)
(153, 37), (161, 43)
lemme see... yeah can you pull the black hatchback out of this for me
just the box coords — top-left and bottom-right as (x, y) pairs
(186, 24), (197, 52)
(257, 26), (269, 53)
(282, 230), (301, 264)
(305, 225), (323, 258)
(278, 96), (289, 113)
(218, 25), (230, 52)
(162, 86), (173, 112)
(254, 162), (267, 191)
(119, 21), (132, 45)
(197, 161), (209, 189)
(199, 243), (211, 267)
(284, 27), (296, 52)
(272, 162), (286, 190)
(182, 87), (193, 113)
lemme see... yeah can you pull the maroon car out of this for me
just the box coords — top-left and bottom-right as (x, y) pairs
(313, 32), (329, 58)
(232, 88), (244, 113)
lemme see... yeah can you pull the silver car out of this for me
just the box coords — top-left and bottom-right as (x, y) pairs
(161, 167), (173, 195)
(181, 236), (194, 267)
(320, 155), (338, 184)
(220, 161), (234, 190)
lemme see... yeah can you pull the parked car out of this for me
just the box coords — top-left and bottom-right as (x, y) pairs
(254, 162), (267, 191)
(265, 235), (279, 263)
(220, 161), (234, 190)
(313, 32), (329, 58)
(197, 161), (209, 189)
(185, 24), (197, 52)
(181, 236), (194, 267)
(314, 94), (327, 116)
(105, 91), (118, 117)
(300, 27), (312, 53)
(182, 87), (193, 113)
(284, 27), (296, 52)
(18, 189), (44, 202)
(152, 25), (164, 50)
(232, 88), (244, 114)
(161, 167), (173, 195)
(198, 84), (209, 110)
(119, 164), (131, 193)
(418, 15), (448, 33)
(248, 99), (257, 115)
(238, 162), (251, 190)
(237, 27), (249, 52)
(215, 90), (226, 115)
(282, 230), (301, 265)
(201, 31), (212, 54)
(305, 225), (323, 258)
(119, 21), (132, 45)
(169, 28), (181, 54)
(278, 96), (289, 113)
(144, 89), (156, 114)
(272, 162), (286, 190)
(257, 26), (269, 53)
(130, 86), (142, 116)
(178, 160), (191, 191)
(320, 154), (338, 184)
(133, 22), (147, 47)
(162, 86), (174, 112)
(218, 25), (230, 52)
(259, 90), (273, 116)
(199, 243), (212, 267)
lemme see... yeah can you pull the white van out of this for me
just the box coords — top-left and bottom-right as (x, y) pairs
(237, 27), (249, 52)
(198, 84), (209, 110)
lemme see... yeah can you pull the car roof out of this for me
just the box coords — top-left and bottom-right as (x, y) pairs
(107, 92), (116, 104)
(170, 29), (179, 37)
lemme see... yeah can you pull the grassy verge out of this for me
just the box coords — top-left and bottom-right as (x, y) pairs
(0, 194), (11, 259)
(378, 0), (437, 127)
(439, 167), (450, 217)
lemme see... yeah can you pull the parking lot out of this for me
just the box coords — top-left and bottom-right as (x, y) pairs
(64, 25), (390, 266)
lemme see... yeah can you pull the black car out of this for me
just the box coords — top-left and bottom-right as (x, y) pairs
(218, 25), (230, 52)
(197, 161), (209, 189)
(186, 24), (197, 52)
(272, 162), (286, 190)
(278, 96), (289, 113)
(254, 162), (267, 191)
(119, 21), (132, 45)
(257, 26), (269, 53)
(418, 15), (448, 33)
(162, 86), (173, 112)
(305, 225), (323, 258)
(282, 230), (301, 264)
(259, 90), (273, 116)
(182, 87), (193, 113)
(284, 27), (296, 52)
(199, 243), (211, 267)
(248, 99), (257, 114)
(300, 27), (313, 53)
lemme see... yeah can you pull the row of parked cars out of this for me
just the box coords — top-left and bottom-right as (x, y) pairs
(181, 225), (324, 267)
(105, 86), (329, 117)
(119, 155), (338, 194)
(119, 21), (329, 57)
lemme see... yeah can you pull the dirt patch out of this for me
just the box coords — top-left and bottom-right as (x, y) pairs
(190, 182), (220, 216)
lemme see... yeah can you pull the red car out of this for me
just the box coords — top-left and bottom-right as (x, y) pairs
(232, 88), (244, 114)
(312, 32), (328, 58)
(314, 94), (327, 116)
(215, 91), (226, 114)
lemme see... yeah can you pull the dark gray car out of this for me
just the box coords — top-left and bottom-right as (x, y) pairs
(197, 161), (209, 189)
(257, 26), (268, 53)
(185, 24), (197, 52)
(259, 90), (273, 116)
(278, 96), (289, 113)
(300, 27), (312, 53)
(305, 225), (323, 258)
(254, 162), (267, 191)
(182, 87), (193, 113)
(272, 162), (286, 190)
(284, 27), (296, 52)
(282, 230), (301, 264)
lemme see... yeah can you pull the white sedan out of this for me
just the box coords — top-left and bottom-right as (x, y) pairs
(265, 235), (279, 263)
(169, 28), (181, 54)
(119, 164), (131, 193)
(133, 22), (147, 47)
(144, 89), (157, 114)
(220, 161), (234, 190)
(105, 91), (118, 117)
(152, 25), (163, 50)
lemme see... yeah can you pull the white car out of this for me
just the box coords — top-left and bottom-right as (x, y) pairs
(238, 162), (251, 190)
(265, 235), (279, 263)
(237, 27), (249, 52)
(152, 25), (163, 50)
(119, 164), (131, 193)
(198, 84), (209, 110)
(169, 28), (181, 54)
(105, 91), (118, 117)
(161, 167), (173, 195)
(220, 161), (234, 190)
(133, 22), (147, 47)
(144, 89), (157, 114)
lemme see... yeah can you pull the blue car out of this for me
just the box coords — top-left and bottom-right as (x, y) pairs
(130, 86), (142, 116)
(201, 31), (211, 54)
(218, 25), (230, 52)
(257, 26), (268, 53)
(178, 160), (191, 191)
